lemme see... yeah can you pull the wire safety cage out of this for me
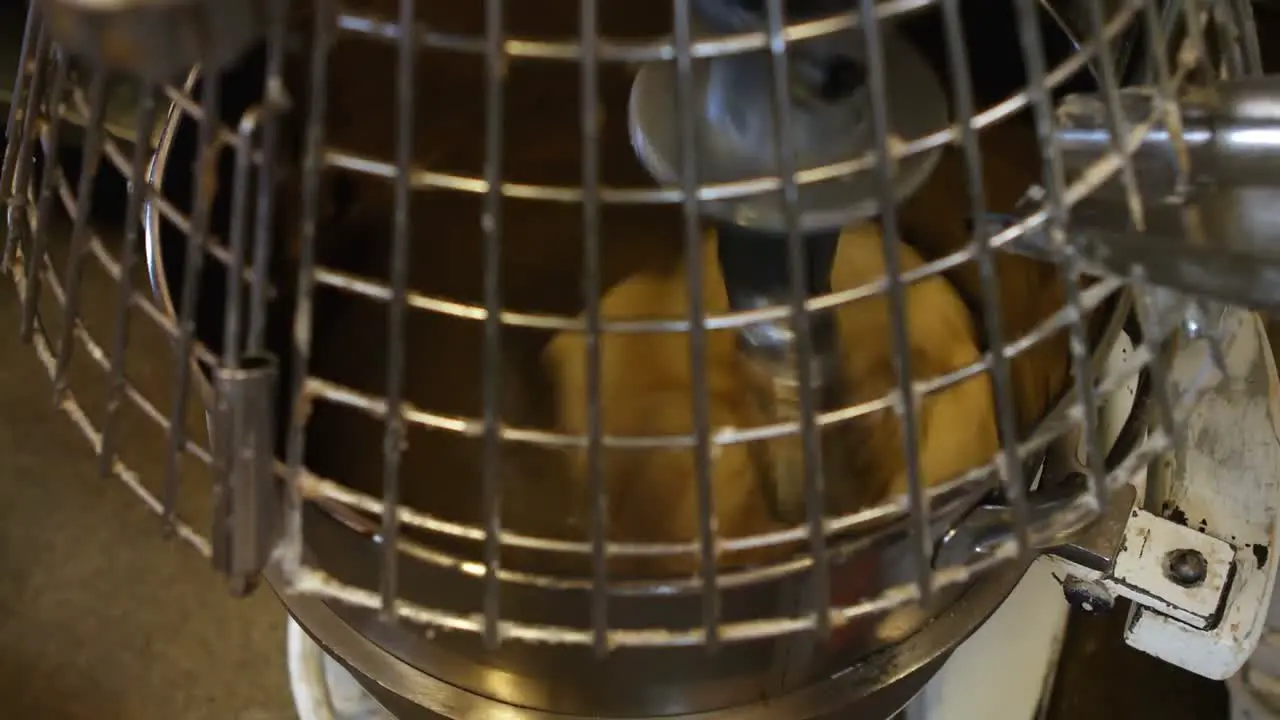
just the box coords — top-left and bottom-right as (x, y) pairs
(1, 0), (1273, 717)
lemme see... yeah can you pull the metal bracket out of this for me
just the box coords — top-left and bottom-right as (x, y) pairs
(1109, 508), (1235, 628)
(1046, 502), (1236, 630)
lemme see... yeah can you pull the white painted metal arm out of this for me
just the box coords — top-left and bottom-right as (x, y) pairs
(1045, 310), (1280, 681)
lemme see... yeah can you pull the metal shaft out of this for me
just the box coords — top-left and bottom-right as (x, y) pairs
(1016, 77), (1280, 309)
(716, 224), (844, 524)
(1057, 78), (1280, 195)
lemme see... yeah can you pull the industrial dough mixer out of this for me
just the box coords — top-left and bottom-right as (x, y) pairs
(4, 0), (1280, 718)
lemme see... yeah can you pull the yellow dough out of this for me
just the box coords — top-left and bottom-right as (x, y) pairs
(899, 120), (1072, 433)
(543, 223), (999, 577)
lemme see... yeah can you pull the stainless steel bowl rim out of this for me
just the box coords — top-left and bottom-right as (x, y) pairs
(267, 557), (1031, 720)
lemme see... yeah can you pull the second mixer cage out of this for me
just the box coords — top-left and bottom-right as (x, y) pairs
(2, 0), (1269, 716)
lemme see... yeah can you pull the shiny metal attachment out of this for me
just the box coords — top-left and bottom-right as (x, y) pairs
(935, 478), (1140, 574)
(627, 23), (946, 233)
(38, 0), (266, 77)
(210, 353), (281, 597)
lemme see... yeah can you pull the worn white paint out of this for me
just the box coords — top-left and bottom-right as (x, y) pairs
(1125, 311), (1280, 680)
(1109, 508), (1235, 628)
(1228, 562), (1280, 717)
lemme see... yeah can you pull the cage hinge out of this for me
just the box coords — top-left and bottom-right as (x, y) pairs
(210, 353), (281, 597)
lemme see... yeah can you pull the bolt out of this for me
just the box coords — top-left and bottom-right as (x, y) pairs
(1166, 548), (1208, 587)
(1062, 576), (1113, 614)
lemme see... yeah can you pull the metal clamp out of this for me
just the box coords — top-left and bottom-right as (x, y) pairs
(936, 308), (1280, 681)
(1047, 504), (1236, 630)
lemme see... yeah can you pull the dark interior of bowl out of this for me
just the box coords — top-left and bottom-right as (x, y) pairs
(147, 3), (1143, 716)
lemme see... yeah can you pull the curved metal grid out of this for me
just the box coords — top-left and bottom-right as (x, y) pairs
(0, 0), (1251, 659)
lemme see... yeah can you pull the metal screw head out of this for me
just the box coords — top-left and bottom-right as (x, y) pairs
(1062, 576), (1114, 614)
(1166, 548), (1208, 587)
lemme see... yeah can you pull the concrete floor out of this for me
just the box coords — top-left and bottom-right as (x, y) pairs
(0, 284), (296, 719)
(0, 7), (299, 704)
